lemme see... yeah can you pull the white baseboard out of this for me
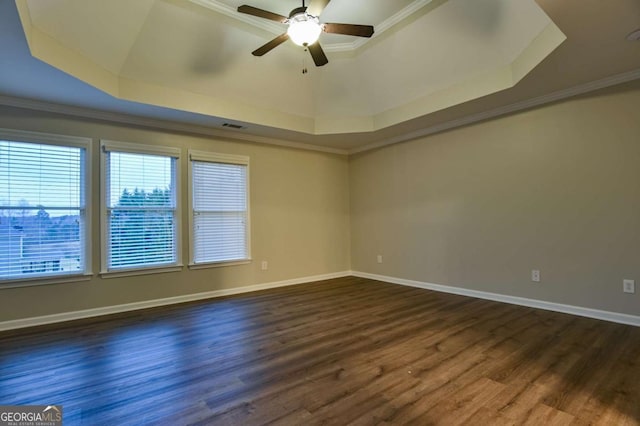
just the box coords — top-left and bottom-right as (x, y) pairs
(352, 271), (640, 327)
(4, 270), (637, 332)
(0, 271), (351, 332)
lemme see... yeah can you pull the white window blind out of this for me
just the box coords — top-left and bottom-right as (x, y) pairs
(104, 145), (179, 271)
(191, 152), (249, 264)
(0, 138), (87, 281)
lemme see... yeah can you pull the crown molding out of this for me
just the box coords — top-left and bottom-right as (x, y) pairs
(2, 69), (639, 158)
(0, 95), (348, 155)
(350, 68), (640, 154)
(189, 0), (284, 34)
(326, 0), (436, 52)
(189, 0), (436, 53)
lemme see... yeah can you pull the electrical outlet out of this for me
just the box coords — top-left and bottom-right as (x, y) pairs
(623, 279), (635, 294)
(261, 261), (268, 271)
(377, 255), (383, 264)
(531, 269), (540, 282)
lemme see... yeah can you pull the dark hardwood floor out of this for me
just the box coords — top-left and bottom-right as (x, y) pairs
(1, 276), (639, 425)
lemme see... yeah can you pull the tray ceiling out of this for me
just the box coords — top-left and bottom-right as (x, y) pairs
(2, 0), (639, 153)
(15, 0), (562, 136)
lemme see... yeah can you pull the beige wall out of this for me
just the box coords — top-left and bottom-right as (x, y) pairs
(2, 80), (640, 324)
(0, 106), (351, 321)
(350, 81), (640, 316)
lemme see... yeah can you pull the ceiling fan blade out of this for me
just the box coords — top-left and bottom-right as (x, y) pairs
(323, 23), (374, 38)
(308, 42), (328, 66)
(237, 5), (288, 23)
(252, 33), (289, 56)
(306, 0), (331, 17)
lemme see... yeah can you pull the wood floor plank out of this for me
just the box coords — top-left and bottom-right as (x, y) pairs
(522, 403), (575, 425)
(1, 277), (639, 425)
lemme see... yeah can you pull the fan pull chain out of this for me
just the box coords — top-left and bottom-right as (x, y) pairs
(302, 48), (308, 74)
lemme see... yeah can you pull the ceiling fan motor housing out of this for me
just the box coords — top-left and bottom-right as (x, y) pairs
(289, 6), (308, 18)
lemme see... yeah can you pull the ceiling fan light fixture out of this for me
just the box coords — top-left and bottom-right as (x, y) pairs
(287, 14), (322, 46)
(237, 2), (374, 66)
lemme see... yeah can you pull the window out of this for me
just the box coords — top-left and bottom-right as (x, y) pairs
(101, 140), (181, 274)
(0, 129), (90, 283)
(189, 151), (250, 266)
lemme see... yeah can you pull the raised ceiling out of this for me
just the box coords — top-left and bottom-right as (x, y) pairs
(1, 0), (640, 153)
(15, 0), (560, 132)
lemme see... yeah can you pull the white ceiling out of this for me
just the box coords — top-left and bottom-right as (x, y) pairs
(1, 0), (640, 153)
(191, 0), (419, 48)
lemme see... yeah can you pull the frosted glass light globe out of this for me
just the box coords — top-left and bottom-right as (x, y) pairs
(287, 16), (322, 46)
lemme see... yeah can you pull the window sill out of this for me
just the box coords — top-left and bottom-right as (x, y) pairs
(100, 265), (184, 279)
(0, 273), (93, 290)
(188, 259), (251, 270)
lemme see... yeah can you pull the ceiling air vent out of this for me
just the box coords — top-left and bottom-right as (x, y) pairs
(222, 123), (246, 130)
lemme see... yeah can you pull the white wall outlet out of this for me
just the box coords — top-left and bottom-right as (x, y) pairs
(261, 261), (268, 271)
(531, 269), (541, 282)
(377, 255), (383, 264)
(623, 279), (635, 294)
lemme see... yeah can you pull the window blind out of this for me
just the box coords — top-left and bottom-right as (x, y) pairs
(105, 151), (177, 270)
(192, 160), (248, 264)
(0, 139), (86, 280)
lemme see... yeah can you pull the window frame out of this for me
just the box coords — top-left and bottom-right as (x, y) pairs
(188, 150), (251, 269)
(100, 139), (182, 278)
(0, 128), (92, 288)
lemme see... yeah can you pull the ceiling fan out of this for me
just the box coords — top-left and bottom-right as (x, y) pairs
(237, 0), (374, 67)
